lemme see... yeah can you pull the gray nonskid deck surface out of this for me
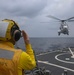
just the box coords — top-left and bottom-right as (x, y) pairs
(36, 49), (74, 75)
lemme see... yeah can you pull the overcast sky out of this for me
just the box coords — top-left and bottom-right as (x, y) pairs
(0, 0), (74, 37)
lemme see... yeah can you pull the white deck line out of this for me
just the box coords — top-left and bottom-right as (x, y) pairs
(38, 60), (74, 72)
(55, 53), (74, 64)
(36, 50), (59, 56)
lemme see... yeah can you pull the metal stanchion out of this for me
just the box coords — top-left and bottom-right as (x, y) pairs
(62, 70), (67, 75)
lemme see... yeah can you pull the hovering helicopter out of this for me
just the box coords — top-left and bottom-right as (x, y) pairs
(47, 15), (74, 36)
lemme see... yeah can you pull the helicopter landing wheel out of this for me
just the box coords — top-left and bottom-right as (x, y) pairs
(67, 33), (69, 35)
(58, 32), (60, 36)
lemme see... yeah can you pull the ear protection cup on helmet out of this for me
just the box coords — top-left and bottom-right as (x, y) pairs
(13, 30), (21, 41)
(11, 25), (21, 41)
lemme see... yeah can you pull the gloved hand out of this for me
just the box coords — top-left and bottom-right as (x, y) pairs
(22, 30), (30, 44)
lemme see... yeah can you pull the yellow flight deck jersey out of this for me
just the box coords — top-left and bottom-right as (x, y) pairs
(0, 42), (36, 75)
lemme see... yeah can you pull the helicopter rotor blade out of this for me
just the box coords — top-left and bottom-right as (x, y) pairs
(67, 20), (74, 22)
(40, 22), (50, 23)
(65, 17), (74, 21)
(47, 15), (61, 21)
(40, 20), (60, 23)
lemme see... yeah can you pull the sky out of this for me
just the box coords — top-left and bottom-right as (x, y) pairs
(0, 0), (74, 37)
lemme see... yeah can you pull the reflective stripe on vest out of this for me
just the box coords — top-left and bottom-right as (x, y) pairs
(0, 49), (14, 60)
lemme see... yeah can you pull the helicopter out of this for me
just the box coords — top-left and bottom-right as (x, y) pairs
(47, 15), (74, 36)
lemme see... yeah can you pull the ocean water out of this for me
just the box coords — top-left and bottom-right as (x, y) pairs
(15, 37), (74, 54)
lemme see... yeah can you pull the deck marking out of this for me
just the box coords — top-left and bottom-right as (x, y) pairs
(36, 50), (58, 56)
(38, 60), (74, 72)
(68, 47), (74, 56)
(55, 53), (74, 64)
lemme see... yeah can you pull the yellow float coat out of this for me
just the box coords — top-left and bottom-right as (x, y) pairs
(0, 42), (36, 75)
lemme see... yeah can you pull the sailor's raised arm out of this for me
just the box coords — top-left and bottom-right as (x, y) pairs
(22, 30), (30, 45)
(21, 30), (34, 52)
(21, 30), (36, 68)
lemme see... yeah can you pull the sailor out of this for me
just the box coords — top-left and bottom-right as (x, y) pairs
(0, 19), (36, 75)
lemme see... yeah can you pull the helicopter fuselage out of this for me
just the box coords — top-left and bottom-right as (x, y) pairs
(58, 25), (69, 35)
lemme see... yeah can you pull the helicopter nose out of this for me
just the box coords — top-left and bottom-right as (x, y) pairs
(64, 26), (68, 28)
